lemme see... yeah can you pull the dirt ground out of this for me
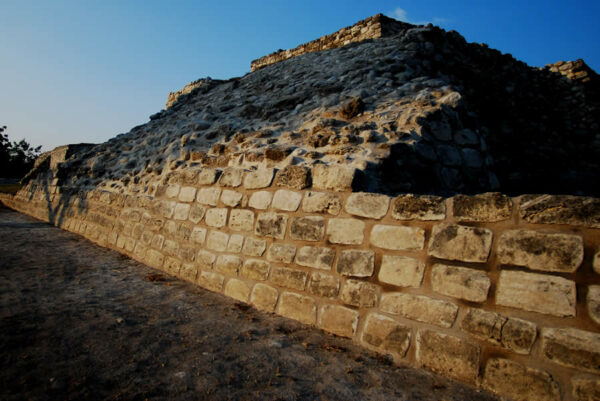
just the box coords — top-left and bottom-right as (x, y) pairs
(0, 206), (499, 401)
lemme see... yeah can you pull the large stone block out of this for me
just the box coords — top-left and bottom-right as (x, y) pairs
(319, 305), (359, 338)
(361, 313), (411, 357)
(146, 249), (165, 269)
(205, 208), (228, 228)
(188, 204), (206, 223)
(196, 187), (221, 206)
(224, 279), (251, 302)
(270, 266), (308, 291)
(218, 167), (244, 187)
(345, 192), (390, 219)
(312, 164), (355, 192)
(497, 229), (584, 273)
(179, 262), (198, 283)
(250, 283), (278, 312)
(370, 225), (425, 251)
(241, 259), (270, 281)
(588, 285), (600, 325)
(380, 292), (458, 328)
(496, 270), (576, 317)
(227, 234), (244, 253)
(197, 168), (219, 185)
(594, 250), (600, 274)
(248, 190), (272, 210)
(229, 209), (254, 231)
(220, 189), (243, 207)
(244, 168), (274, 189)
(301, 191), (342, 215)
(290, 216), (325, 241)
(178, 186), (197, 202)
(307, 272), (340, 298)
(242, 237), (267, 256)
(541, 328), (600, 373)
(215, 254), (242, 276)
(255, 212), (288, 239)
(327, 218), (364, 245)
(416, 330), (480, 383)
(428, 223), (493, 263)
(340, 279), (379, 307)
(482, 358), (560, 401)
(519, 195), (600, 228)
(196, 250), (216, 270)
(277, 292), (317, 325)
(206, 230), (229, 252)
(166, 183), (180, 198)
(274, 165), (310, 190)
(296, 246), (335, 270)
(572, 375), (600, 401)
(267, 243), (296, 264)
(391, 194), (445, 221)
(378, 255), (425, 288)
(431, 264), (491, 303)
(271, 189), (302, 211)
(336, 249), (375, 277)
(452, 193), (512, 222)
(197, 270), (224, 292)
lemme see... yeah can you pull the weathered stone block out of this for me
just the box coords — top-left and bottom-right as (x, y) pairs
(336, 249), (375, 277)
(220, 189), (243, 207)
(296, 246), (336, 270)
(290, 216), (325, 241)
(431, 264), (491, 303)
(160, 200), (176, 218)
(206, 230), (229, 252)
(146, 249), (165, 269)
(255, 212), (288, 239)
(163, 256), (181, 275)
(319, 305), (359, 338)
(196, 250), (216, 270)
(197, 271), (224, 292)
(541, 328), (600, 373)
(250, 283), (278, 312)
(340, 279), (379, 307)
(378, 255), (425, 288)
(307, 272), (340, 298)
(416, 330), (480, 383)
(588, 285), (600, 325)
(224, 279), (251, 302)
(361, 313), (411, 357)
(270, 267), (308, 291)
(370, 225), (425, 251)
(241, 237), (266, 256)
(327, 218), (364, 245)
(277, 292), (316, 325)
(197, 187), (221, 206)
(227, 234), (244, 253)
(215, 254), (242, 276)
(244, 168), (274, 189)
(312, 164), (355, 192)
(345, 192), (390, 219)
(218, 167), (244, 187)
(179, 262), (198, 282)
(267, 243), (296, 264)
(197, 168), (219, 185)
(272, 189), (302, 211)
(595, 250), (600, 274)
(275, 165), (310, 190)
(173, 203), (191, 220)
(177, 245), (195, 262)
(453, 193), (512, 222)
(428, 223), (493, 263)
(166, 183), (180, 198)
(188, 204), (206, 223)
(572, 375), (600, 401)
(178, 186), (197, 202)
(241, 259), (270, 281)
(519, 195), (600, 228)
(301, 191), (342, 215)
(205, 208), (228, 228)
(498, 229), (584, 273)
(229, 209), (254, 232)
(496, 270), (576, 317)
(482, 358), (560, 401)
(391, 194), (445, 221)
(248, 190), (272, 210)
(381, 292), (458, 328)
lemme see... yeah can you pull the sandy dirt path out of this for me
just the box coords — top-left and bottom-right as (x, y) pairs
(0, 206), (498, 401)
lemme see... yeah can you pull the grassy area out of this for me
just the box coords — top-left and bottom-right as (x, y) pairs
(0, 184), (22, 194)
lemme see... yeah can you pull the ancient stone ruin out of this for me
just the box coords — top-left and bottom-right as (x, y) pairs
(2, 14), (599, 401)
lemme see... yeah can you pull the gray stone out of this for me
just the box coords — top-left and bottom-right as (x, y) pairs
(248, 190), (272, 210)
(312, 164), (356, 192)
(197, 168), (219, 185)
(301, 191), (342, 215)
(428, 223), (493, 263)
(345, 192), (390, 219)
(271, 189), (302, 211)
(218, 167), (244, 187)
(220, 189), (243, 207)
(336, 249), (375, 277)
(454, 129), (479, 146)
(196, 187), (221, 206)
(244, 168), (275, 189)
(290, 216), (325, 241)
(437, 144), (462, 166)
(255, 212), (288, 239)
(461, 148), (482, 167)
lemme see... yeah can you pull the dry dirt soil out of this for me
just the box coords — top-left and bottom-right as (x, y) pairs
(0, 205), (499, 401)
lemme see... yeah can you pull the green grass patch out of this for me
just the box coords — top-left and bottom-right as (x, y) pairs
(0, 184), (22, 194)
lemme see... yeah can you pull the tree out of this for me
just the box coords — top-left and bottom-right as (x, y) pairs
(0, 126), (42, 179)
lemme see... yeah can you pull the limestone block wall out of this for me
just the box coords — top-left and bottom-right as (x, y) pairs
(2, 165), (600, 401)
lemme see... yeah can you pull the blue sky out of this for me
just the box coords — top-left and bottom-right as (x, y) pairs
(2, 1), (599, 151)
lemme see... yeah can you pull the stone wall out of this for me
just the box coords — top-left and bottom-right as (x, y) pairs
(250, 14), (411, 72)
(2, 165), (600, 400)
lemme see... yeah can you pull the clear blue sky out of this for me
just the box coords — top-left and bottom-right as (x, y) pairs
(2, 1), (599, 151)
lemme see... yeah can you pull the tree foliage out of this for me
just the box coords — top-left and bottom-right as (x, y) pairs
(0, 126), (42, 179)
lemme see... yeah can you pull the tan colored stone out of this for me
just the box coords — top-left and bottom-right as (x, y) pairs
(218, 167), (244, 187)
(270, 266), (308, 291)
(361, 313), (411, 357)
(290, 216), (325, 241)
(178, 186), (197, 202)
(453, 193), (512, 222)
(519, 195), (600, 228)
(244, 168), (275, 189)
(271, 189), (302, 211)
(296, 246), (335, 270)
(340, 279), (379, 307)
(274, 166), (310, 190)
(572, 375), (600, 401)
(541, 328), (600, 373)
(588, 285), (600, 325)
(345, 192), (390, 219)
(319, 305), (359, 338)
(301, 191), (342, 215)
(227, 234), (244, 253)
(277, 292), (316, 325)
(381, 292), (458, 328)
(416, 330), (480, 383)
(146, 249), (165, 269)
(250, 283), (279, 312)
(267, 243), (296, 263)
(197, 168), (218, 185)
(179, 262), (198, 282)
(482, 358), (560, 401)
(241, 237), (267, 256)
(215, 254), (242, 276)
(166, 183), (180, 198)
(197, 187), (221, 206)
(248, 190), (272, 210)
(197, 271), (224, 292)
(220, 189), (243, 207)
(378, 255), (425, 288)
(173, 203), (191, 220)
(205, 208), (228, 228)
(163, 256), (181, 275)
(498, 229), (584, 273)
(312, 164), (355, 192)
(431, 264), (491, 303)
(159, 200), (177, 218)
(428, 223), (493, 263)
(336, 249), (374, 277)
(594, 250), (600, 274)
(496, 270), (576, 317)
(206, 230), (229, 252)
(241, 259), (270, 281)
(307, 272), (340, 298)
(255, 212), (288, 239)
(229, 209), (254, 231)
(370, 225), (425, 251)
(188, 204), (206, 223)
(224, 279), (251, 302)
(177, 245), (195, 262)
(327, 218), (364, 245)
(196, 250), (216, 270)
(391, 194), (445, 221)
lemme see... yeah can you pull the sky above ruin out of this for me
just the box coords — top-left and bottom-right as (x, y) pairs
(2, 0), (599, 152)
